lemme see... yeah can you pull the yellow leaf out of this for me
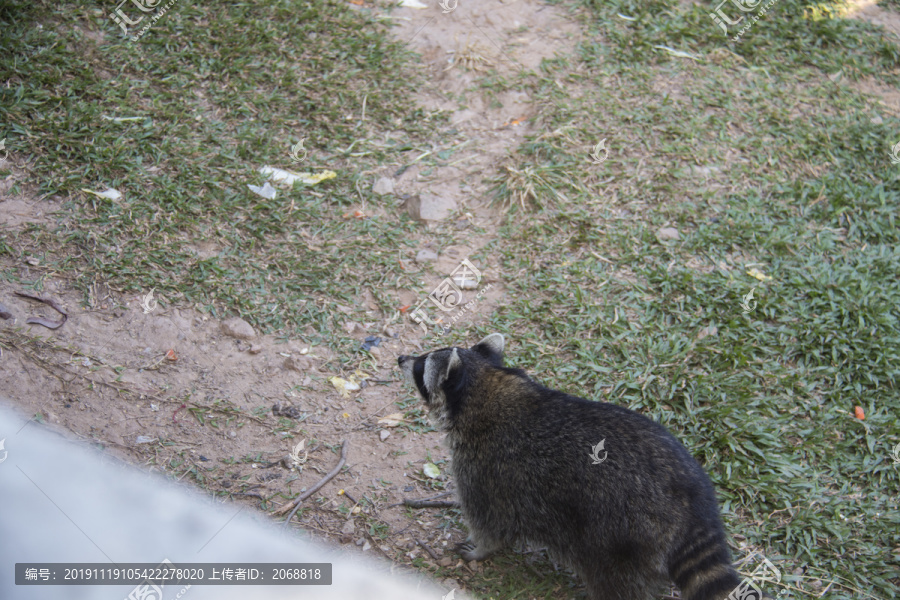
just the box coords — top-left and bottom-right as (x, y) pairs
(747, 268), (773, 282)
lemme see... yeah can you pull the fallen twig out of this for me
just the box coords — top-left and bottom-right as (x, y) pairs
(15, 291), (68, 329)
(277, 440), (348, 526)
(389, 490), (456, 508)
(404, 500), (459, 509)
(415, 538), (440, 561)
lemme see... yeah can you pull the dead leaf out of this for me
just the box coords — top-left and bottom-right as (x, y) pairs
(377, 413), (406, 427)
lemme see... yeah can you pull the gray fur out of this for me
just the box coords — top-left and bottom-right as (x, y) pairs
(398, 334), (750, 600)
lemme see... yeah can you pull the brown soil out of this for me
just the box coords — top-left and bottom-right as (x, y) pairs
(0, 0), (583, 596)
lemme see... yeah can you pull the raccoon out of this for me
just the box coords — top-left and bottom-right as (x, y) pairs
(398, 333), (748, 600)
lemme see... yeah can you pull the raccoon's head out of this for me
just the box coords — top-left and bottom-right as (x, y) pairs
(397, 333), (505, 430)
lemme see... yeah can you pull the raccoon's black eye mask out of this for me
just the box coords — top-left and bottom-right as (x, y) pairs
(412, 355), (429, 399)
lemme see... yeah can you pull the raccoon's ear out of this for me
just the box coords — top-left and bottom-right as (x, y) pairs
(472, 333), (505, 366)
(446, 348), (462, 379)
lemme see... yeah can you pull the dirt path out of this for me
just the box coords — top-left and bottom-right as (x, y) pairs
(0, 0), (582, 595)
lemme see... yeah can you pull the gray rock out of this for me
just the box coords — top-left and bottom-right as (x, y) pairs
(657, 227), (680, 241)
(373, 177), (395, 195)
(284, 355), (313, 372)
(221, 317), (256, 340)
(406, 192), (457, 221)
(416, 249), (438, 262)
(379, 430), (391, 442)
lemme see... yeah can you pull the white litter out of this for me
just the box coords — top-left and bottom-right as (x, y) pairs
(247, 182), (277, 199)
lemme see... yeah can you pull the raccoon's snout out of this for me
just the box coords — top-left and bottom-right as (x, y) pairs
(397, 355), (411, 366)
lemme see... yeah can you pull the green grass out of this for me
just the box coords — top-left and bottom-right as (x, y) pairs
(3, 0), (900, 598)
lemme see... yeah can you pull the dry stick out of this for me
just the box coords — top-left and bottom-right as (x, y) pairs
(388, 490), (455, 508)
(278, 440), (348, 527)
(403, 500), (458, 509)
(415, 538), (440, 561)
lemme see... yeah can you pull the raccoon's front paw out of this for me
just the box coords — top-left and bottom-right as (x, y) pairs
(456, 540), (495, 562)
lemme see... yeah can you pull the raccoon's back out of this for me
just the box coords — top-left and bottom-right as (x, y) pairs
(451, 381), (725, 558)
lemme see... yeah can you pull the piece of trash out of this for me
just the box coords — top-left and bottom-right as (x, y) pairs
(653, 45), (699, 61)
(330, 376), (361, 398)
(165, 349), (177, 361)
(617, 12), (637, 20)
(101, 115), (144, 122)
(400, 0), (428, 7)
(248, 181), (277, 199)
(747, 268), (773, 282)
(150, 404), (159, 412)
(361, 336), (382, 351)
(135, 436), (156, 444)
(423, 462), (441, 479)
(342, 210), (366, 219)
(259, 166), (337, 187)
(399, 304), (411, 313)
(854, 406), (865, 420)
(81, 188), (122, 201)
(377, 413), (406, 427)
(14, 291), (67, 329)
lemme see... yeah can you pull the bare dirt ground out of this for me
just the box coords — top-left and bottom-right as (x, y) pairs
(0, 0), (583, 596)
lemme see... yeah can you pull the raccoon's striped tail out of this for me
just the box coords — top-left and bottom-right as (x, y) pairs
(668, 530), (742, 600)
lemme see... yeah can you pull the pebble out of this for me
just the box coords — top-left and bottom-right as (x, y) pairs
(657, 227), (680, 241)
(373, 177), (395, 195)
(416, 249), (438, 262)
(379, 430), (390, 442)
(221, 317), (256, 340)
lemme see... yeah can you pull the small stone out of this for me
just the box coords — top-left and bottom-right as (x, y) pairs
(657, 227), (680, 241)
(373, 177), (395, 195)
(341, 520), (356, 535)
(405, 192), (457, 221)
(439, 557), (453, 567)
(248, 343), (263, 354)
(362, 540), (372, 552)
(228, 430), (237, 439)
(379, 430), (391, 442)
(135, 436), (155, 444)
(284, 355), (312, 372)
(221, 317), (256, 340)
(416, 249), (438, 263)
